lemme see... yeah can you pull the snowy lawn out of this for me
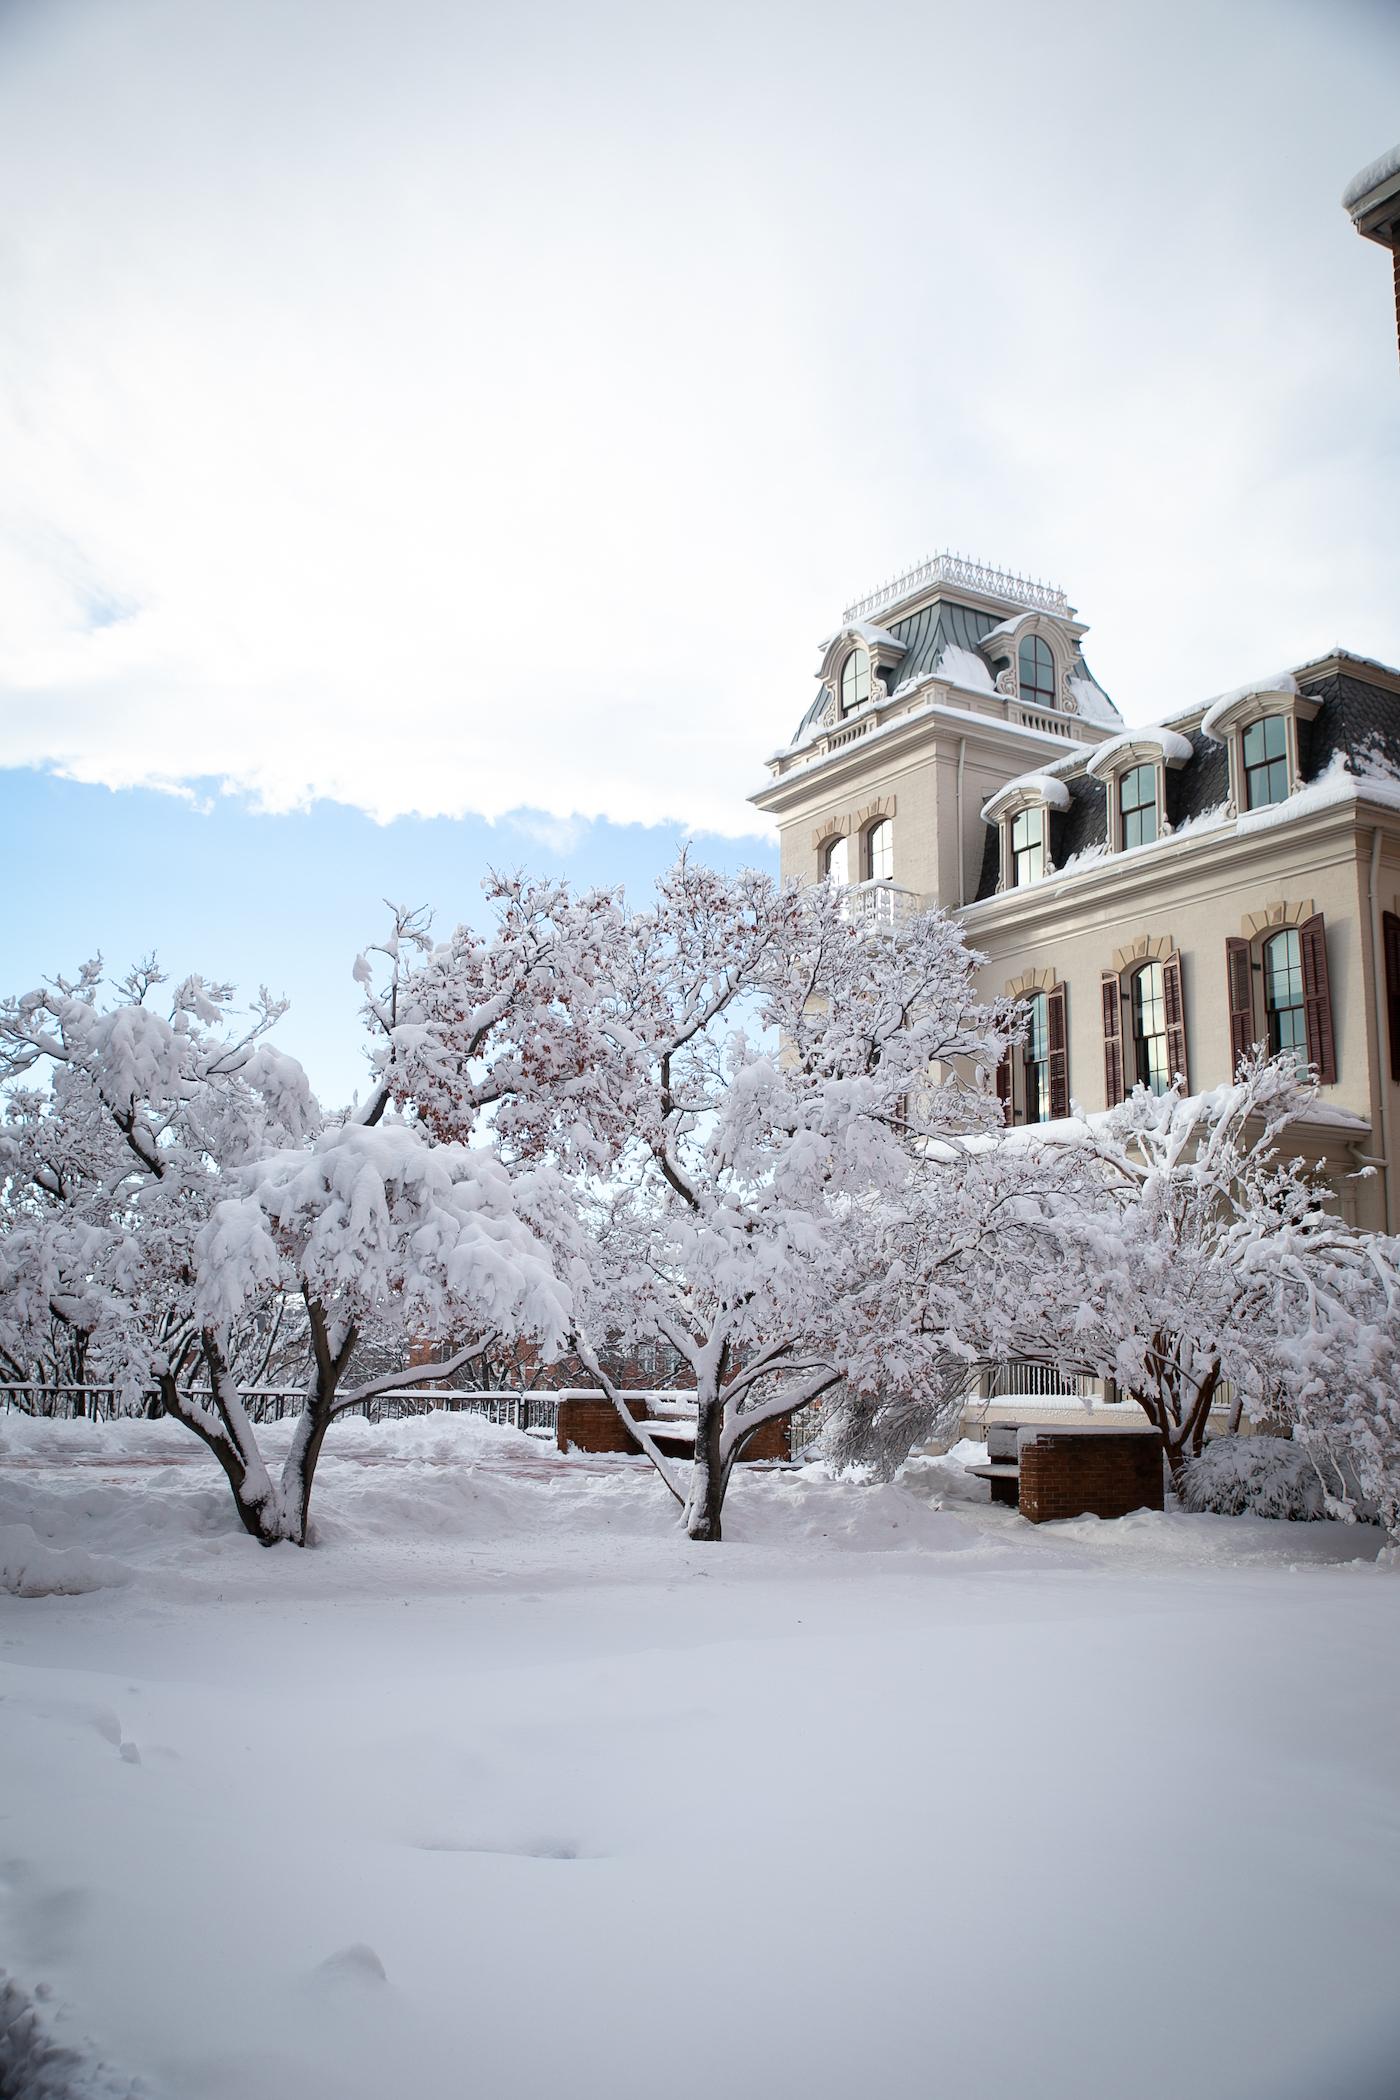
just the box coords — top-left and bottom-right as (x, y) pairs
(1, 1413), (1397, 2100)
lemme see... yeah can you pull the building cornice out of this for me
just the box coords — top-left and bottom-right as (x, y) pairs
(751, 702), (1080, 818)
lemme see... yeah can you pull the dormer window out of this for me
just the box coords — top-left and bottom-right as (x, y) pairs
(981, 773), (1068, 892)
(1018, 634), (1056, 710)
(1119, 763), (1158, 849)
(1086, 728), (1191, 853)
(1010, 807), (1045, 886)
(840, 648), (870, 714)
(1242, 715), (1289, 810)
(1200, 680), (1318, 817)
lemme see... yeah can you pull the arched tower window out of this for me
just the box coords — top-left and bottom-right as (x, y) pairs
(823, 835), (849, 886)
(1017, 633), (1056, 710)
(1130, 962), (1170, 1094)
(840, 649), (870, 713)
(866, 818), (893, 882)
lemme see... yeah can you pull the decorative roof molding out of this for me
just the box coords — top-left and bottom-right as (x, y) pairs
(1200, 675), (1316, 743)
(843, 552), (1073, 627)
(981, 771), (1072, 825)
(1085, 726), (1193, 780)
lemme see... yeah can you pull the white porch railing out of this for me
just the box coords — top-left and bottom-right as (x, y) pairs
(839, 879), (922, 930)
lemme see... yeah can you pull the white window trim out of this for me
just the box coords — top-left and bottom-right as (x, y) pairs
(1201, 691), (1320, 817)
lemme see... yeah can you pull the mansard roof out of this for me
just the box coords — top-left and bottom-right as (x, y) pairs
(782, 554), (1122, 756)
(969, 651), (1400, 903)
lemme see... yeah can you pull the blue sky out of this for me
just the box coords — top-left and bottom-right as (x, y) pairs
(0, 770), (777, 1107)
(2, 0), (1398, 1105)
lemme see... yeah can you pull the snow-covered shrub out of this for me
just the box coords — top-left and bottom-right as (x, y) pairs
(1176, 1436), (1326, 1522)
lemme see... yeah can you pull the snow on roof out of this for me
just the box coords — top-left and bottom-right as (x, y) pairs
(1235, 749), (1400, 835)
(931, 643), (995, 693)
(1066, 673), (1121, 728)
(766, 694), (1077, 772)
(816, 619), (906, 653)
(1084, 725), (1193, 779)
(980, 771), (1072, 823)
(977, 1086), (1369, 1154)
(1342, 143), (1400, 211)
(1200, 672), (1298, 741)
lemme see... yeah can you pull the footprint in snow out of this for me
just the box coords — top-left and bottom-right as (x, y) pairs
(313, 1943), (388, 1987)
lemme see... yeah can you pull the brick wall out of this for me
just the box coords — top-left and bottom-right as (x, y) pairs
(556, 1396), (790, 1462)
(1018, 1429), (1164, 1523)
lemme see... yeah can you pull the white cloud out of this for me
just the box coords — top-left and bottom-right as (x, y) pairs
(1, 0), (1398, 840)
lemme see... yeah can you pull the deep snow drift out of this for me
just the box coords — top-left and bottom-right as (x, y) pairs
(1, 1411), (1397, 2100)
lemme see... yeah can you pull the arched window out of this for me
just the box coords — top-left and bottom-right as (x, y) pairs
(1130, 963), (1170, 1094)
(840, 649), (870, 713)
(1242, 715), (1289, 809)
(866, 818), (893, 882)
(1024, 992), (1051, 1123)
(1119, 763), (1158, 849)
(1263, 929), (1306, 1061)
(823, 834), (849, 886)
(1017, 634), (1056, 710)
(1010, 806), (1045, 886)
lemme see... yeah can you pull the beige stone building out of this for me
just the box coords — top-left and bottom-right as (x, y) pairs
(752, 553), (1400, 1241)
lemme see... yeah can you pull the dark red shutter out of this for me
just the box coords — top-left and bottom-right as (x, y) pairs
(1101, 972), (1124, 1107)
(1046, 983), (1069, 1119)
(1383, 912), (1400, 1083)
(1225, 938), (1254, 1078)
(1299, 914), (1337, 1085)
(1162, 951), (1189, 1093)
(995, 1047), (1012, 1124)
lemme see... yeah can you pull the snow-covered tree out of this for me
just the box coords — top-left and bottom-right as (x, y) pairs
(551, 859), (1014, 1540)
(960, 1054), (1400, 1492)
(0, 912), (574, 1546)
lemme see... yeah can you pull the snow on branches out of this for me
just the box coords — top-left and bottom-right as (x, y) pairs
(0, 922), (573, 1546)
(553, 859), (1015, 1539)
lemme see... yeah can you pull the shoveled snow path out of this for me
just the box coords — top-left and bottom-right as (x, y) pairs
(0, 1415), (1396, 2100)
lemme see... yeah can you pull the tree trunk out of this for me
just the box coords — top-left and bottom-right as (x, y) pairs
(685, 1396), (726, 1542)
(279, 1403), (335, 1547)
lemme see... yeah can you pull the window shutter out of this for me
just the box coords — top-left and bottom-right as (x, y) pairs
(1225, 938), (1254, 1078)
(1100, 972), (1125, 1108)
(1384, 912), (1400, 1084)
(1046, 983), (1069, 1119)
(1299, 914), (1337, 1085)
(1161, 950), (1189, 1092)
(995, 1048), (1012, 1125)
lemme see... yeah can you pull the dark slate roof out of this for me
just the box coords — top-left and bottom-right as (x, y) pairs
(969, 661), (1399, 903)
(887, 599), (1002, 685)
(1301, 669), (1400, 777)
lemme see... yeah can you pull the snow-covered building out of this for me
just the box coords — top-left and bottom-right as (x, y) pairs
(1343, 142), (1400, 365)
(752, 552), (1400, 1234)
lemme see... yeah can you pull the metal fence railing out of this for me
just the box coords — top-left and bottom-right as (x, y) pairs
(0, 1382), (838, 1464)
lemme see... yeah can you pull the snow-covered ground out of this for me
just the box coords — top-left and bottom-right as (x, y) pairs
(1, 1412), (1397, 2100)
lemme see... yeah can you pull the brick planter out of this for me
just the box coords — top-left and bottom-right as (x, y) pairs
(555, 1398), (790, 1462)
(1017, 1428), (1164, 1524)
